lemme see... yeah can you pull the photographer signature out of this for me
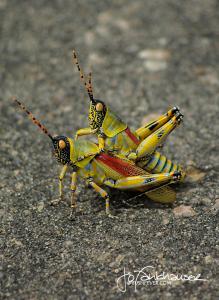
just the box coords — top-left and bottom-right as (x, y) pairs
(116, 266), (208, 292)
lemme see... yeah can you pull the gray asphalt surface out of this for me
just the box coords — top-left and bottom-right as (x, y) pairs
(1, 0), (219, 299)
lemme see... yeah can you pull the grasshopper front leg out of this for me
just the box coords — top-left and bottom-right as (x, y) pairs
(50, 164), (68, 206)
(75, 127), (104, 151)
(98, 135), (105, 152)
(69, 171), (78, 219)
(75, 127), (98, 140)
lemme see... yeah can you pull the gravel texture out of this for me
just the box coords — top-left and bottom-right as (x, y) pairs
(1, 1), (218, 299)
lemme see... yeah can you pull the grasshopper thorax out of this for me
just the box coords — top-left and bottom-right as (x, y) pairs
(52, 136), (71, 165)
(88, 99), (107, 131)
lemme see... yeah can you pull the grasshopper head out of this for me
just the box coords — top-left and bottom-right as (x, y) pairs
(52, 136), (71, 165)
(14, 98), (72, 166)
(72, 51), (107, 132)
(88, 99), (107, 131)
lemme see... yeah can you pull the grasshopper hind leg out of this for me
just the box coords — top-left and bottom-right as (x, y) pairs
(104, 171), (181, 205)
(104, 171), (182, 190)
(128, 112), (183, 161)
(135, 106), (181, 140)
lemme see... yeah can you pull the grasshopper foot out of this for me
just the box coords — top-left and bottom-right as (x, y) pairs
(107, 212), (119, 219)
(68, 208), (84, 220)
(175, 112), (184, 124)
(50, 196), (64, 206)
(68, 204), (77, 220)
(68, 204), (84, 220)
(106, 198), (118, 218)
(68, 210), (76, 221)
(172, 106), (181, 115)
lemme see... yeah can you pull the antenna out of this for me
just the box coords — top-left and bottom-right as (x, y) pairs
(13, 97), (53, 140)
(72, 50), (94, 101)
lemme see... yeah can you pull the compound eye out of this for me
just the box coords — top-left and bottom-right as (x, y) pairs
(59, 140), (66, 149)
(96, 102), (103, 112)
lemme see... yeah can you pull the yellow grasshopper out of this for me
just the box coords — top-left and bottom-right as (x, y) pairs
(73, 51), (186, 180)
(14, 98), (182, 218)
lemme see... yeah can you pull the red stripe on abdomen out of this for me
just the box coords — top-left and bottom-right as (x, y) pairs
(96, 153), (146, 177)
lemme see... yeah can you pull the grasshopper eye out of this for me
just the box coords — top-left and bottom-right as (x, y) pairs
(96, 103), (103, 112)
(59, 140), (66, 149)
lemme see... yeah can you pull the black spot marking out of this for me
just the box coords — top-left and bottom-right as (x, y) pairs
(157, 130), (164, 139)
(149, 122), (158, 131)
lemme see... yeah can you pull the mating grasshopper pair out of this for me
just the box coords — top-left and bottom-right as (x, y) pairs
(13, 51), (185, 217)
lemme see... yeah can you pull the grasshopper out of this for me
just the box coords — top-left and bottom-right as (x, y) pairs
(14, 98), (182, 217)
(72, 51), (186, 179)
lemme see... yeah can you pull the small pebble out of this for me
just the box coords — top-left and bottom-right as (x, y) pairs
(173, 205), (196, 218)
(186, 166), (206, 182)
(37, 201), (45, 212)
(138, 49), (170, 72)
(64, 240), (74, 248)
(212, 199), (219, 210)
(204, 255), (213, 264)
(162, 216), (170, 225)
(138, 49), (171, 60)
(143, 60), (167, 72)
(200, 198), (212, 206)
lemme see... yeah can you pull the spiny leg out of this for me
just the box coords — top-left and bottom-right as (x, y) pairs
(50, 164), (68, 206)
(135, 107), (181, 140)
(128, 113), (183, 161)
(136, 113), (183, 159)
(104, 171), (181, 190)
(88, 180), (116, 217)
